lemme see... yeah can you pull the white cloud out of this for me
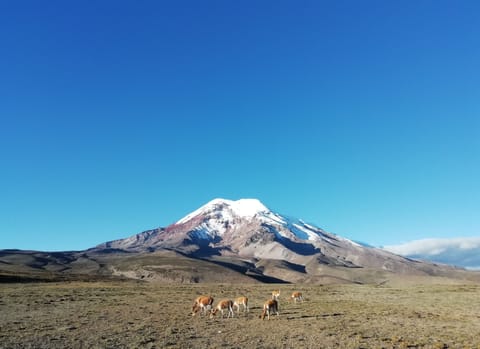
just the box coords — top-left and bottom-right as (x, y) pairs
(383, 237), (480, 270)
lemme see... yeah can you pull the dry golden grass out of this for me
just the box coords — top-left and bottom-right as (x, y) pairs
(1, 281), (480, 348)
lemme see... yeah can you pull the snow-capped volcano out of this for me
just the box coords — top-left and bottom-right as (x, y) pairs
(97, 198), (405, 269)
(90, 198), (468, 283)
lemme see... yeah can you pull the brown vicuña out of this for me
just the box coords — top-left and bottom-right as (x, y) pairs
(271, 290), (280, 300)
(210, 299), (234, 318)
(233, 296), (249, 313)
(260, 299), (279, 320)
(191, 295), (214, 316)
(291, 291), (304, 303)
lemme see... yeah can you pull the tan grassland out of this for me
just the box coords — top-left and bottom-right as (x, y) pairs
(1, 281), (480, 348)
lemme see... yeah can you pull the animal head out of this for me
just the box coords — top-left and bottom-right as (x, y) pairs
(209, 309), (218, 319)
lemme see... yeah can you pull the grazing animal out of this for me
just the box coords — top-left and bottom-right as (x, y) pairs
(291, 291), (304, 303)
(192, 295), (214, 316)
(271, 290), (280, 300)
(233, 296), (249, 313)
(210, 299), (234, 318)
(260, 299), (279, 320)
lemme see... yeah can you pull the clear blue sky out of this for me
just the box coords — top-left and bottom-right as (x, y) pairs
(1, 1), (479, 252)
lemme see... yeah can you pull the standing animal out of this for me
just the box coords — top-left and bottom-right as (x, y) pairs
(260, 299), (279, 320)
(271, 290), (280, 300)
(233, 296), (249, 313)
(291, 291), (304, 303)
(210, 299), (234, 318)
(192, 295), (214, 316)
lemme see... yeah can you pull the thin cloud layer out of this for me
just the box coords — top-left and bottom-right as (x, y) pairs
(383, 237), (480, 270)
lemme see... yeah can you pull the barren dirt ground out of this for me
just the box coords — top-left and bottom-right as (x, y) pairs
(1, 281), (480, 348)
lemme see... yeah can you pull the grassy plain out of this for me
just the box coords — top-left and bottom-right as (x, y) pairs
(1, 281), (479, 348)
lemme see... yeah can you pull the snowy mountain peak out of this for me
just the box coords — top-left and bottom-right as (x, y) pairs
(228, 198), (269, 217)
(172, 197), (349, 246)
(176, 198), (269, 224)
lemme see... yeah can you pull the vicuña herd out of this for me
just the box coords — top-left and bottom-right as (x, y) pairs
(191, 290), (304, 320)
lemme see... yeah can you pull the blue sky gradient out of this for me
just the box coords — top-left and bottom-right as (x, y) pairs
(1, 1), (479, 252)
